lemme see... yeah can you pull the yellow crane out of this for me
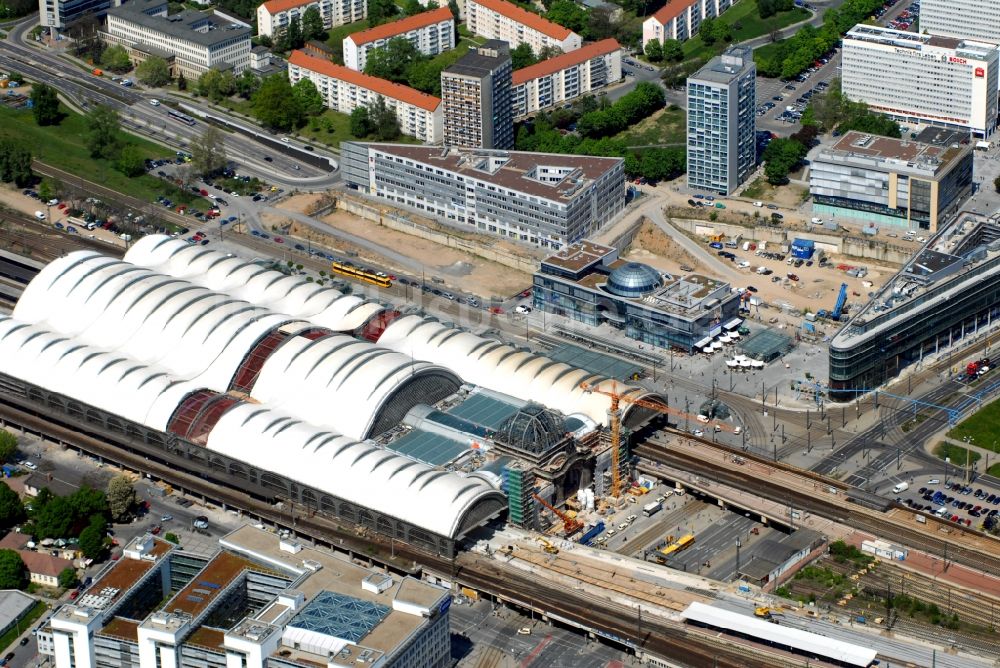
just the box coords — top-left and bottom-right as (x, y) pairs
(580, 381), (740, 498)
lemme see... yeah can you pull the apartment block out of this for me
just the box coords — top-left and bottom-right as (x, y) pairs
(686, 45), (755, 195)
(466, 0), (581, 54)
(340, 142), (626, 248)
(441, 40), (513, 149)
(256, 0), (365, 39)
(288, 50), (442, 142)
(512, 38), (622, 118)
(103, 0), (251, 78)
(642, 0), (732, 49)
(343, 7), (454, 71)
(842, 25), (999, 137)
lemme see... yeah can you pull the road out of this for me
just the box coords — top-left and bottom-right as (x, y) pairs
(0, 16), (340, 190)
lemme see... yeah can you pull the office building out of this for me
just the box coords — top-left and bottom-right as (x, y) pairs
(40, 0), (122, 31)
(919, 0), (1000, 48)
(288, 50), (443, 143)
(512, 38), (622, 119)
(686, 45), (755, 195)
(642, 0), (733, 49)
(340, 143), (626, 248)
(103, 0), (251, 77)
(441, 41), (513, 149)
(810, 129), (973, 232)
(830, 214), (1000, 398)
(44, 527), (451, 668)
(532, 241), (742, 351)
(256, 0), (365, 39)
(466, 0), (581, 54)
(842, 25), (999, 137)
(343, 7), (454, 71)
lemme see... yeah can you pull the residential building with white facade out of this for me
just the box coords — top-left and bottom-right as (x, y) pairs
(466, 0), (581, 54)
(842, 25), (999, 137)
(441, 40), (513, 149)
(686, 45), (755, 195)
(343, 7), (454, 72)
(288, 50), (442, 143)
(642, 0), (732, 49)
(256, 0), (365, 39)
(43, 528), (451, 668)
(918, 0), (1000, 48)
(103, 0), (251, 78)
(341, 143), (626, 248)
(512, 38), (621, 118)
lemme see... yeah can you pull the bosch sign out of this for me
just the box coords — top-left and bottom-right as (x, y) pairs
(976, 67), (985, 77)
(949, 56), (968, 65)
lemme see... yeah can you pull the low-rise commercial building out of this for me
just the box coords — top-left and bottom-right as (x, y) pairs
(842, 25), (999, 137)
(104, 0), (251, 77)
(45, 528), (451, 668)
(466, 0), (581, 54)
(809, 129), (973, 232)
(343, 7), (454, 71)
(642, 0), (732, 49)
(340, 143), (625, 248)
(532, 241), (741, 351)
(256, 0), (365, 39)
(288, 50), (442, 143)
(512, 38), (622, 118)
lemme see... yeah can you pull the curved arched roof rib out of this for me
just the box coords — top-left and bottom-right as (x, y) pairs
(122, 239), (666, 425)
(207, 404), (504, 538)
(124, 235), (386, 332)
(0, 316), (201, 430)
(252, 333), (461, 440)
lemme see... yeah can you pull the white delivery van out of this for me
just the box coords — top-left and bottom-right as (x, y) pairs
(892, 482), (909, 494)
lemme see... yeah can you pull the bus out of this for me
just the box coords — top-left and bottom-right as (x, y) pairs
(659, 534), (695, 558)
(167, 109), (196, 126)
(642, 501), (661, 517)
(330, 260), (392, 288)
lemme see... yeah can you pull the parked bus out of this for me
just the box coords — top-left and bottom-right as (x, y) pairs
(330, 260), (392, 288)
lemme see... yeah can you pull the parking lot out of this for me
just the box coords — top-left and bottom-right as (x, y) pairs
(901, 479), (1000, 530)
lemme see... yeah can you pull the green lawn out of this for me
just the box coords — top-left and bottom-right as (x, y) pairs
(295, 108), (423, 149)
(616, 105), (686, 147)
(0, 601), (46, 653)
(326, 20), (371, 52)
(989, 462), (1000, 478)
(682, 0), (811, 61)
(0, 103), (207, 206)
(948, 400), (1000, 453)
(933, 442), (981, 467)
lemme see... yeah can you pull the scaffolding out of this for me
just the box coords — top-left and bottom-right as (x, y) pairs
(504, 462), (535, 530)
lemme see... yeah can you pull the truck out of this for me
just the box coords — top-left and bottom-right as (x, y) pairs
(892, 482), (909, 494)
(642, 501), (661, 517)
(578, 521), (605, 546)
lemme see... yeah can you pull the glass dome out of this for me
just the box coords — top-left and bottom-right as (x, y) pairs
(605, 262), (662, 298)
(495, 403), (567, 454)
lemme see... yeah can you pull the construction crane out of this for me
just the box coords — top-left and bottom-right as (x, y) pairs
(532, 493), (583, 536)
(580, 381), (741, 498)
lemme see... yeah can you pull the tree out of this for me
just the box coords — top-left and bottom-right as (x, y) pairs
(300, 5), (326, 41)
(0, 551), (26, 590)
(402, 0), (424, 15)
(30, 83), (60, 126)
(33, 495), (73, 539)
(251, 74), (303, 130)
(546, 0), (588, 33)
(197, 69), (236, 102)
(699, 17), (718, 44)
(350, 106), (372, 137)
(100, 44), (131, 73)
(510, 43), (537, 70)
(364, 37), (420, 83)
(85, 105), (121, 160)
(106, 476), (136, 523)
(177, 71), (187, 91)
(293, 78), (325, 116)
(994, 175), (1000, 194)
(661, 39), (683, 62)
(136, 56), (171, 87)
(279, 16), (304, 51)
(190, 125), (228, 177)
(116, 144), (146, 177)
(0, 482), (24, 530)
(763, 137), (808, 185)
(0, 431), (16, 465)
(367, 0), (398, 25)
(0, 138), (33, 187)
(644, 38), (663, 63)
(406, 59), (444, 96)
(58, 567), (78, 590)
(236, 69), (260, 99)
(78, 519), (105, 560)
(36, 179), (53, 202)
(164, 532), (180, 544)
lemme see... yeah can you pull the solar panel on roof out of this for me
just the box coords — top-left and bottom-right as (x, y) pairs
(198, 581), (221, 589)
(186, 595), (204, 603)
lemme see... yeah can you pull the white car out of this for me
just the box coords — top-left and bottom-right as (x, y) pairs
(23, 462), (37, 471)
(515, 304), (532, 314)
(281, 137), (290, 143)
(693, 429), (705, 437)
(149, 99), (160, 106)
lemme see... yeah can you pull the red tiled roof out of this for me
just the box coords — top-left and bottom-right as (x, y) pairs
(650, 0), (693, 25)
(512, 38), (620, 85)
(347, 7), (453, 47)
(0, 532), (29, 551)
(260, 0), (313, 15)
(288, 50), (442, 112)
(20, 550), (73, 578)
(471, 0), (573, 40)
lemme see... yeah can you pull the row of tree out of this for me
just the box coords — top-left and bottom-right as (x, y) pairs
(755, 0), (886, 79)
(349, 97), (400, 141)
(272, 6), (328, 52)
(644, 38), (684, 64)
(801, 78), (901, 137)
(251, 74), (325, 131)
(757, 0), (795, 19)
(0, 138), (34, 189)
(576, 82), (665, 139)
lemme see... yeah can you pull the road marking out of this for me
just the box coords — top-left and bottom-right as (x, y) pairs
(519, 634), (553, 667)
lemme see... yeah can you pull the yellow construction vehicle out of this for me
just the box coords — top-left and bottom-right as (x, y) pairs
(754, 607), (772, 618)
(536, 537), (559, 554)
